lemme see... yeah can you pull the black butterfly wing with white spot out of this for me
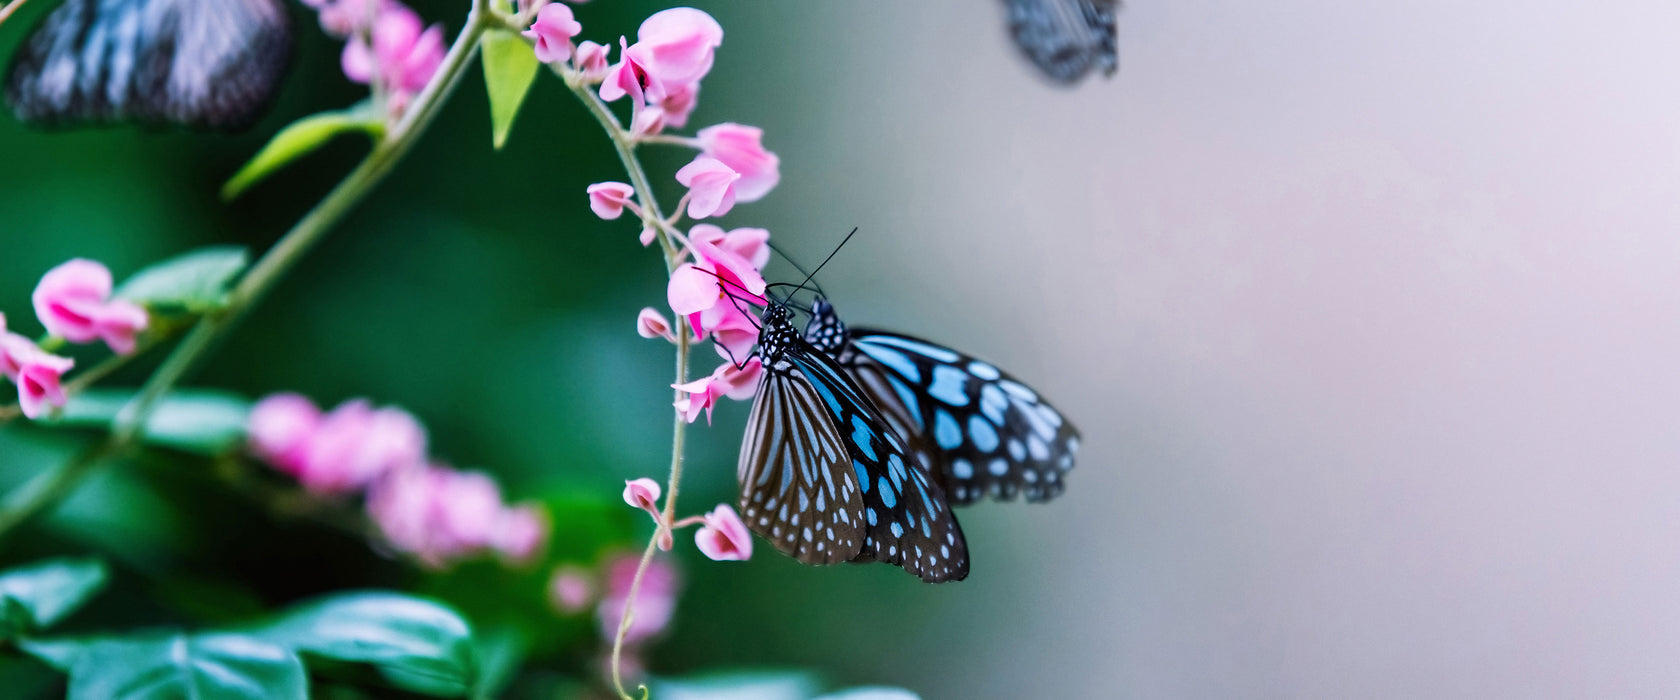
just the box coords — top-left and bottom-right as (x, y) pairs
(1003, 0), (1119, 84)
(840, 328), (1081, 506)
(5, 0), (292, 129)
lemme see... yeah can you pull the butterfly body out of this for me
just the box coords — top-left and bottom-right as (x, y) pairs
(803, 298), (1080, 505)
(1003, 0), (1119, 84)
(739, 305), (969, 583)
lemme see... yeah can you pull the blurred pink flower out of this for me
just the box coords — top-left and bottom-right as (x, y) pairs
(649, 81), (698, 130)
(367, 465), (545, 568)
(548, 564), (596, 614)
(573, 40), (612, 79)
(307, 0), (384, 38)
(673, 358), (762, 424)
(622, 478), (662, 518)
(343, 3), (445, 98)
(625, 8), (722, 88)
(674, 156), (740, 219)
(493, 504), (549, 564)
(598, 553), (679, 645)
(32, 258), (148, 355)
(629, 107), (666, 137)
(636, 307), (675, 341)
(524, 3), (583, 64)
(295, 399), (427, 495)
(247, 393), (323, 474)
(697, 123), (780, 202)
(694, 503), (753, 561)
(586, 181), (636, 220)
(3, 335), (73, 420)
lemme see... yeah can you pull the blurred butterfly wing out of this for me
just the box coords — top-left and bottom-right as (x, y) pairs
(846, 330), (1081, 505)
(5, 0), (292, 129)
(1004, 0), (1118, 84)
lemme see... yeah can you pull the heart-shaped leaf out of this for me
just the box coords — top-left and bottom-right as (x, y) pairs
(482, 29), (541, 150)
(26, 631), (306, 700)
(115, 247), (250, 314)
(256, 591), (477, 697)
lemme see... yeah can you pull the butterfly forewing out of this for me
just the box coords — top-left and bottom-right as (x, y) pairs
(5, 0), (292, 129)
(1003, 0), (1119, 84)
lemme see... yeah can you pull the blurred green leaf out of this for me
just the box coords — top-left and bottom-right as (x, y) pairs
(0, 558), (107, 638)
(469, 622), (525, 699)
(24, 631), (306, 700)
(650, 670), (824, 700)
(50, 389), (251, 456)
(222, 102), (385, 199)
(114, 246), (250, 314)
(256, 591), (477, 697)
(481, 29), (541, 150)
(814, 689), (920, 700)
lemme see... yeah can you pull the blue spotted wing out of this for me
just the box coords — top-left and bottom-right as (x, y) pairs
(740, 306), (969, 583)
(5, 0), (292, 129)
(1003, 0), (1118, 84)
(804, 298), (1080, 505)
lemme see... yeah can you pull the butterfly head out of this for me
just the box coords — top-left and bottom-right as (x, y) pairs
(756, 303), (800, 363)
(802, 296), (850, 354)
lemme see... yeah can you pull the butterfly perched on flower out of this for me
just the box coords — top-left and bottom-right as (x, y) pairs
(802, 297), (1080, 505)
(1002, 0), (1119, 84)
(4, 0), (292, 128)
(738, 300), (970, 583)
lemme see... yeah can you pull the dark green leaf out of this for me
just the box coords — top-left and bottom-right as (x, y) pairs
(257, 591), (477, 697)
(28, 631), (306, 700)
(222, 102), (385, 199)
(51, 389), (251, 456)
(470, 623), (526, 699)
(0, 558), (107, 638)
(114, 246), (250, 313)
(481, 29), (541, 150)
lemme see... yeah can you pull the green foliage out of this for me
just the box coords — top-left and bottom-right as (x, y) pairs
(24, 632), (308, 700)
(648, 670), (921, 700)
(481, 30), (542, 150)
(114, 246), (250, 315)
(221, 102), (386, 200)
(255, 591), (478, 697)
(0, 558), (107, 639)
(49, 389), (251, 456)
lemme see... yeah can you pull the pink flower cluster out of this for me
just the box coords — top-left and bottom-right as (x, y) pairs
(545, 551), (682, 681)
(621, 477), (751, 562)
(303, 0), (445, 116)
(3, 259), (150, 419)
(248, 393), (547, 568)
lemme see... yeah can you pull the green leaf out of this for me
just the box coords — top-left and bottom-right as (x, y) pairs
(51, 389), (251, 456)
(115, 246), (250, 313)
(257, 591), (477, 697)
(648, 670), (824, 700)
(222, 102), (385, 199)
(481, 29), (541, 150)
(814, 689), (921, 700)
(469, 623), (526, 700)
(29, 632), (306, 700)
(0, 558), (107, 638)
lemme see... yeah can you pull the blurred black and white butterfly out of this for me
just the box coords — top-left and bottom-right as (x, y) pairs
(739, 299), (970, 583)
(1003, 0), (1119, 84)
(4, 0), (292, 128)
(802, 297), (1080, 505)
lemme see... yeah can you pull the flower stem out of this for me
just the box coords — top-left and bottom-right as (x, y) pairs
(0, 1), (496, 542)
(0, 0), (33, 28)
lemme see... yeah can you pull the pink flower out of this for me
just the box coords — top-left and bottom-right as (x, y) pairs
(310, 0), (383, 38)
(367, 465), (538, 568)
(697, 123), (780, 202)
(586, 181), (636, 220)
(629, 107), (666, 137)
(32, 259), (149, 355)
(694, 504), (753, 561)
(666, 225), (769, 358)
(6, 342), (73, 420)
(343, 4), (445, 96)
(524, 3), (583, 64)
(598, 37), (647, 104)
(247, 393), (323, 474)
(294, 400), (427, 495)
(597, 553), (679, 645)
(622, 478), (662, 518)
(548, 565), (596, 614)
(636, 307), (675, 341)
(674, 156), (740, 219)
(625, 8), (722, 88)
(573, 40), (612, 79)
(650, 81), (699, 130)
(493, 504), (549, 564)
(673, 359), (762, 424)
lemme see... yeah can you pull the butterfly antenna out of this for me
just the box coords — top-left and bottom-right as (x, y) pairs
(789, 227), (858, 301)
(766, 241), (828, 297)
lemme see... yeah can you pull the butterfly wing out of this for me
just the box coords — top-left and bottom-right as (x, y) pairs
(741, 340), (969, 583)
(5, 0), (292, 129)
(1003, 0), (1119, 84)
(843, 330), (1081, 505)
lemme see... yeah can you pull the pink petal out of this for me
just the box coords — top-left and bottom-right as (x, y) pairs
(694, 504), (752, 561)
(14, 354), (73, 420)
(666, 264), (721, 316)
(697, 123), (780, 202)
(342, 39), (376, 84)
(493, 504), (549, 563)
(548, 565), (596, 613)
(574, 40), (612, 78)
(636, 307), (674, 340)
(247, 393), (322, 474)
(524, 4), (582, 64)
(91, 300), (148, 355)
(632, 8), (722, 86)
(675, 156), (740, 219)
(622, 477), (662, 516)
(33, 259), (115, 344)
(586, 181), (635, 220)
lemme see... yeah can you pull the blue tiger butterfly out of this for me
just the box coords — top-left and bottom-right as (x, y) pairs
(1003, 0), (1119, 84)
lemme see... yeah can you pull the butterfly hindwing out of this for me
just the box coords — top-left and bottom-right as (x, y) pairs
(1002, 0), (1118, 84)
(5, 0), (292, 129)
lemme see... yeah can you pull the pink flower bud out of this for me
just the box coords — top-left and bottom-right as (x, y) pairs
(586, 181), (636, 220)
(548, 564), (596, 613)
(32, 258), (149, 355)
(524, 3), (583, 64)
(675, 156), (740, 219)
(574, 40), (612, 79)
(697, 123), (780, 202)
(12, 350), (73, 420)
(628, 8), (722, 87)
(629, 106), (666, 136)
(622, 478), (662, 518)
(247, 393), (323, 474)
(636, 307), (675, 341)
(694, 503), (753, 561)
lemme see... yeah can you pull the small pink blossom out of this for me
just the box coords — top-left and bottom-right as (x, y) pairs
(367, 465), (542, 568)
(629, 107), (666, 137)
(673, 359), (762, 424)
(598, 37), (647, 104)
(650, 82), (699, 130)
(294, 400), (427, 495)
(636, 307), (675, 341)
(626, 8), (723, 88)
(32, 258), (149, 355)
(548, 565), (596, 614)
(586, 181), (636, 220)
(524, 3), (583, 64)
(597, 553), (679, 645)
(10, 348), (73, 420)
(622, 478), (662, 518)
(573, 40), (612, 79)
(343, 4), (445, 98)
(694, 503), (753, 561)
(310, 0), (383, 38)
(674, 156), (740, 219)
(697, 123), (780, 202)
(493, 504), (549, 563)
(639, 226), (657, 247)
(247, 393), (323, 474)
